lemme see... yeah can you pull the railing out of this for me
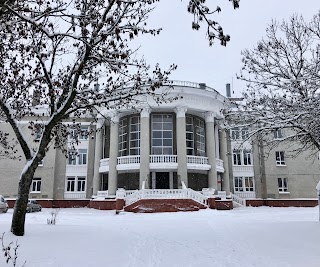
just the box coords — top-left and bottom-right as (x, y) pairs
(231, 193), (246, 206)
(166, 80), (218, 94)
(64, 192), (86, 199)
(234, 192), (256, 199)
(125, 190), (138, 197)
(100, 158), (110, 166)
(216, 158), (224, 168)
(125, 188), (208, 207)
(150, 155), (177, 163)
(117, 155), (140, 165)
(187, 156), (208, 165)
(233, 165), (254, 175)
(97, 191), (108, 198)
(218, 191), (227, 200)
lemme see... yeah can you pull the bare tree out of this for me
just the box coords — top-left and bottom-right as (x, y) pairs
(0, 0), (239, 236)
(227, 12), (320, 154)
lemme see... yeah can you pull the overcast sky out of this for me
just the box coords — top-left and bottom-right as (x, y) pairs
(134, 0), (319, 97)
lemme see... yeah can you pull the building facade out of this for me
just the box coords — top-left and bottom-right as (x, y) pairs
(0, 81), (231, 200)
(0, 81), (319, 203)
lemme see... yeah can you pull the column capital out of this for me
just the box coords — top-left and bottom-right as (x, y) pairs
(174, 106), (187, 118)
(108, 111), (119, 123)
(96, 118), (105, 129)
(140, 107), (151, 118)
(205, 111), (216, 123)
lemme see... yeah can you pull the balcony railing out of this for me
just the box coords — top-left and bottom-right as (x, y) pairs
(233, 165), (254, 176)
(64, 192), (86, 199)
(117, 155), (140, 165)
(234, 192), (256, 199)
(150, 155), (177, 163)
(187, 156), (208, 165)
(100, 158), (109, 166)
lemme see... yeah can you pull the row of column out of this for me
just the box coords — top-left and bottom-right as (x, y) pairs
(92, 108), (230, 196)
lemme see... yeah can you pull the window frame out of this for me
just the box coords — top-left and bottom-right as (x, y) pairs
(31, 178), (42, 193)
(66, 176), (86, 192)
(275, 151), (286, 166)
(278, 177), (288, 193)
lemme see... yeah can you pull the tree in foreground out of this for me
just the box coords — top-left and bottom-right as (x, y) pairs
(227, 12), (320, 153)
(0, 0), (239, 236)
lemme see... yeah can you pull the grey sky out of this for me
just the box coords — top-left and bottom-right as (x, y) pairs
(135, 0), (319, 97)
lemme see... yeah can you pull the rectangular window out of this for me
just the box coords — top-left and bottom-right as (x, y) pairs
(31, 178), (41, 192)
(243, 149), (252, 165)
(186, 116), (194, 156)
(274, 128), (284, 139)
(129, 116), (140, 155)
(233, 149), (241, 165)
(119, 118), (128, 156)
(278, 178), (288, 192)
(66, 177), (75, 192)
(241, 128), (249, 140)
(275, 151), (285, 165)
(195, 118), (206, 156)
(66, 177), (86, 192)
(68, 150), (77, 165)
(77, 177), (86, 192)
(151, 114), (173, 155)
(79, 126), (89, 140)
(78, 149), (87, 165)
(231, 128), (240, 140)
(34, 124), (43, 141)
(234, 177), (243, 192)
(244, 177), (254, 192)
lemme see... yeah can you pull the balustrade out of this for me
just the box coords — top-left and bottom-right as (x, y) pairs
(64, 192), (86, 199)
(150, 155), (177, 163)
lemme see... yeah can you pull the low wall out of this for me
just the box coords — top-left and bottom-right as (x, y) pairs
(245, 199), (318, 207)
(89, 200), (116, 210)
(6, 199), (90, 209)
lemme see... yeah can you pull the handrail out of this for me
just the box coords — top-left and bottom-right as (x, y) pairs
(124, 188), (208, 207)
(230, 193), (246, 206)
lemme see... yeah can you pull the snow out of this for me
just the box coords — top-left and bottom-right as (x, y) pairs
(1, 207), (320, 267)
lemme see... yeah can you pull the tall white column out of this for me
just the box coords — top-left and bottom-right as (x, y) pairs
(108, 112), (119, 196)
(220, 127), (231, 195)
(215, 124), (220, 159)
(140, 107), (151, 189)
(92, 118), (104, 196)
(206, 112), (217, 189)
(175, 106), (188, 188)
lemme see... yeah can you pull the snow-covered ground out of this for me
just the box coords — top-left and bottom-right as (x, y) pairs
(1, 207), (320, 267)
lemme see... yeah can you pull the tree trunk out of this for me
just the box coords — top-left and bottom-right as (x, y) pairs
(11, 164), (37, 236)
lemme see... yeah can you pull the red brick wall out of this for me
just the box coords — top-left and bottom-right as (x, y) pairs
(124, 199), (206, 213)
(266, 199), (318, 207)
(7, 199), (90, 208)
(89, 200), (116, 210)
(246, 199), (265, 207)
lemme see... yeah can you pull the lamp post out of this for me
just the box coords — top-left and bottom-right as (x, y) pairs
(316, 181), (320, 222)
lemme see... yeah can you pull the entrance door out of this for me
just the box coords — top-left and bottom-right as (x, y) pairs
(156, 172), (170, 189)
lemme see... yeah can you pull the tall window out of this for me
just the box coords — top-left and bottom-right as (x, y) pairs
(152, 114), (173, 155)
(118, 116), (140, 156)
(78, 149), (87, 165)
(274, 128), (284, 139)
(233, 149), (252, 165)
(69, 125), (89, 140)
(119, 118), (128, 156)
(186, 116), (194, 155)
(195, 118), (206, 156)
(185, 115), (206, 156)
(67, 149), (87, 165)
(275, 151), (285, 165)
(66, 177), (86, 192)
(231, 127), (240, 140)
(231, 127), (250, 140)
(129, 116), (140, 155)
(31, 178), (41, 192)
(233, 149), (241, 165)
(278, 178), (288, 192)
(243, 149), (252, 165)
(234, 177), (254, 192)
